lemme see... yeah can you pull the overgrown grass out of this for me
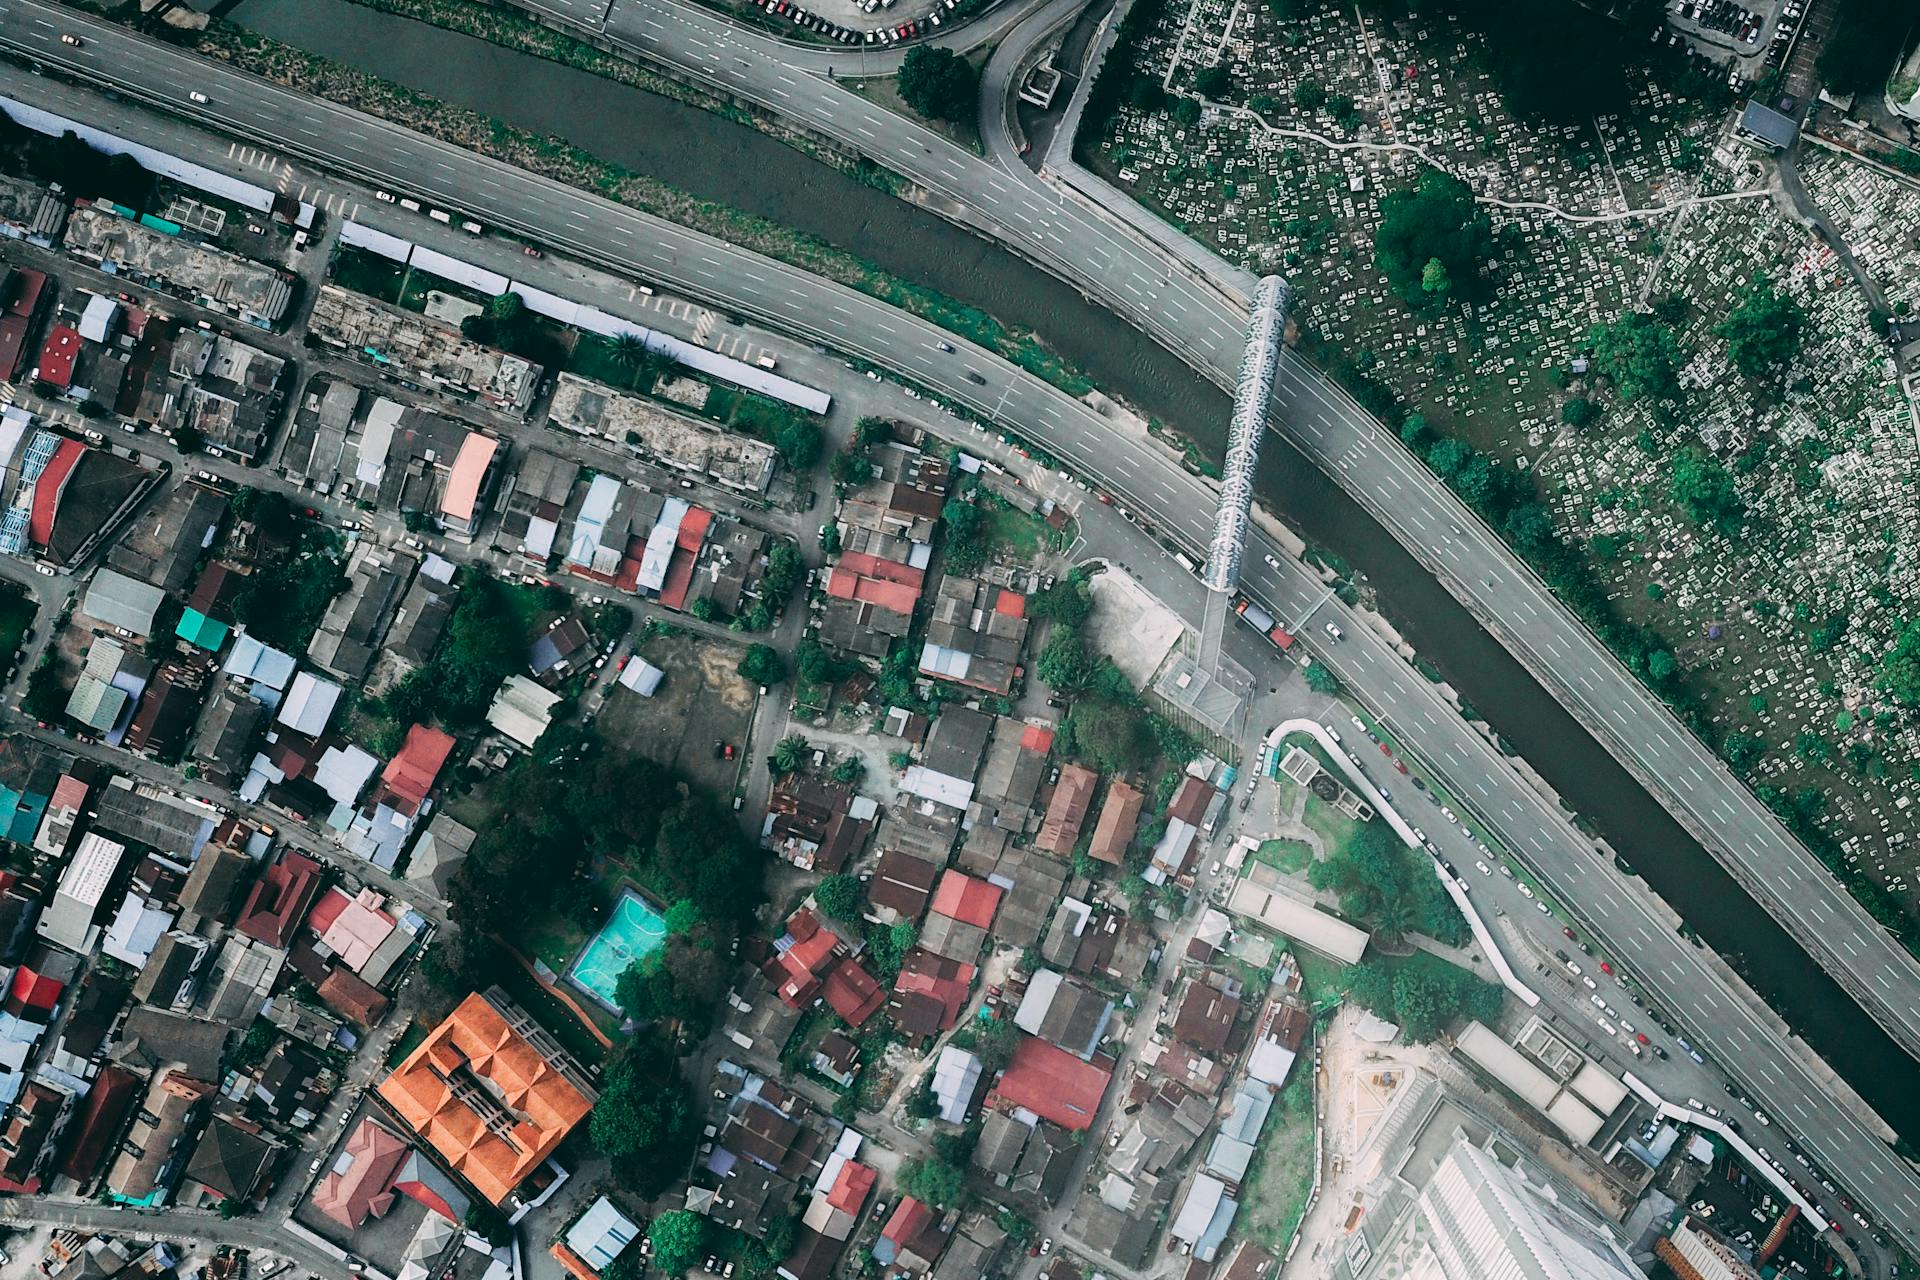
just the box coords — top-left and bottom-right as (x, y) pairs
(1237, 1068), (1316, 1253)
(1253, 837), (1314, 874)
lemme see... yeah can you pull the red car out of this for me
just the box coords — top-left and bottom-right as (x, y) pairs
(1598, 961), (1614, 975)
(1562, 926), (1577, 941)
(1635, 1033), (1649, 1045)
(723, 743), (736, 761)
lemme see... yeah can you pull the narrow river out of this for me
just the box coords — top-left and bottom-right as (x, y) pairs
(230, 0), (1920, 1136)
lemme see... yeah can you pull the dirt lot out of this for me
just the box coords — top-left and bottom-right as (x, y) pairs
(595, 627), (758, 800)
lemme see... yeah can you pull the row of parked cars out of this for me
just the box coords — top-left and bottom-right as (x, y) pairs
(1675, 0), (1765, 45)
(759, 0), (961, 43)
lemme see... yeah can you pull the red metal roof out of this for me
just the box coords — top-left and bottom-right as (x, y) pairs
(835, 552), (923, 589)
(929, 870), (1001, 930)
(990, 1036), (1112, 1131)
(825, 1160), (875, 1215)
(380, 724), (455, 814)
(1019, 723), (1055, 753)
(9, 966), (63, 1013)
(306, 886), (353, 939)
(29, 438), (86, 548)
(821, 957), (885, 1027)
(994, 590), (1027, 618)
(37, 326), (80, 389)
(658, 547), (697, 611)
(675, 505), (712, 551)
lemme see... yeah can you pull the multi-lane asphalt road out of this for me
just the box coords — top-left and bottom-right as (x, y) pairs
(4, 33), (1920, 1249)
(490, 0), (1920, 1063)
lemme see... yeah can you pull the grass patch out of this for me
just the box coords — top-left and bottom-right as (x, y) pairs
(983, 502), (1059, 561)
(1237, 1068), (1317, 1253)
(384, 1019), (429, 1068)
(526, 909), (591, 976)
(1253, 837), (1314, 875)
(1294, 950), (1349, 1007)
(328, 244), (407, 305)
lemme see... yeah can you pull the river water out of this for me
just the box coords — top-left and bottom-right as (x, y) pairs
(229, 0), (1920, 1135)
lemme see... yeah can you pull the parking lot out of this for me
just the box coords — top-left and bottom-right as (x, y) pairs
(591, 626), (758, 801)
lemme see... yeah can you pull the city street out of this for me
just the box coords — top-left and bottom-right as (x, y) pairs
(1, 29), (1919, 1252)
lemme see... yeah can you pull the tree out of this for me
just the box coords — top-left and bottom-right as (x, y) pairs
(897, 47), (979, 123)
(1373, 169), (1495, 310)
(1585, 312), (1683, 402)
(1194, 64), (1231, 98)
(831, 756), (865, 784)
(995, 1207), (1035, 1245)
(1560, 397), (1599, 429)
(1031, 570), (1095, 627)
(815, 873), (865, 921)
(771, 734), (809, 775)
(1669, 450), (1743, 536)
(592, 1042), (699, 1198)
(1715, 276), (1806, 383)
(738, 644), (786, 686)
(648, 1211), (708, 1276)
(1036, 624), (1095, 693)
(941, 498), (991, 574)
(775, 419), (824, 471)
(976, 1016), (1020, 1073)
(867, 920), (917, 979)
(1723, 732), (1765, 772)
(898, 1156), (968, 1209)
(1303, 660), (1341, 694)
(1067, 699), (1155, 772)
(1292, 77), (1326, 110)
(1879, 622), (1920, 707)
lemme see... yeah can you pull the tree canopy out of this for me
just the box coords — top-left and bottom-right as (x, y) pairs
(647, 1211), (708, 1276)
(1307, 819), (1466, 945)
(897, 1155), (969, 1209)
(1714, 276), (1806, 383)
(591, 1037), (699, 1197)
(1877, 622), (1920, 707)
(897, 47), (980, 123)
(1669, 449), (1743, 536)
(738, 644), (787, 686)
(814, 873), (865, 921)
(1373, 169), (1495, 310)
(1342, 957), (1503, 1043)
(1585, 312), (1684, 402)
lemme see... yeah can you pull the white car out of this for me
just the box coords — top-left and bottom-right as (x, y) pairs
(1324, 621), (1344, 641)
(1441, 806), (1456, 821)
(1565, 961), (1581, 976)
(1264, 554), (1280, 570)
(1474, 860), (1492, 876)
(1590, 994), (1608, 1010)
(1581, 976), (1597, 990)
(1516, 882), (1535, 899)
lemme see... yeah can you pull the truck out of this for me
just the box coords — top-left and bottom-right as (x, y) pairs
(1234, 597), (1297, 651)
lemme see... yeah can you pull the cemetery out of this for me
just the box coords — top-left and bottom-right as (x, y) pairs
(1089, 3), (1920, 904)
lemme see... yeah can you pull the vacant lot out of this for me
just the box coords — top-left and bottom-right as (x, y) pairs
(1237, 1068), (1318, 1254)
(595, 626), (758, 800)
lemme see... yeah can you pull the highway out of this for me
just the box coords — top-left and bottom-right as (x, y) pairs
(4, 35), (1920, 1249)
(484, 0), (1920, 1065)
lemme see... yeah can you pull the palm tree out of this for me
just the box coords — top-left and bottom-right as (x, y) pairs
(610, 331), (650, 370)
(773, 734), (810, 775)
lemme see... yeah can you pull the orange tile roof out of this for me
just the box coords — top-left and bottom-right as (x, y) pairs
(377, 993), (592, 1206)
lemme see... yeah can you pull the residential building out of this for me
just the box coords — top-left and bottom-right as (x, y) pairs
(488, 675), (560, 748)
(37, 832), (127, 955)
(989, 1036), (1111, 1132)
(918, 576), (1030, 696)
(105, 1069), (213, 1207)
(108, 481), (226, 595)
(1087, 781), (1143, 865)
(63, 204), (293, 329)
(1657, 1217), (1762, 1280)
(83, 568), (165, 636)
(549, 373), (777, 493)
(305, 286), (539, 414)
(1034, 765), (1097, 856)
(234, 851), (322, 949)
